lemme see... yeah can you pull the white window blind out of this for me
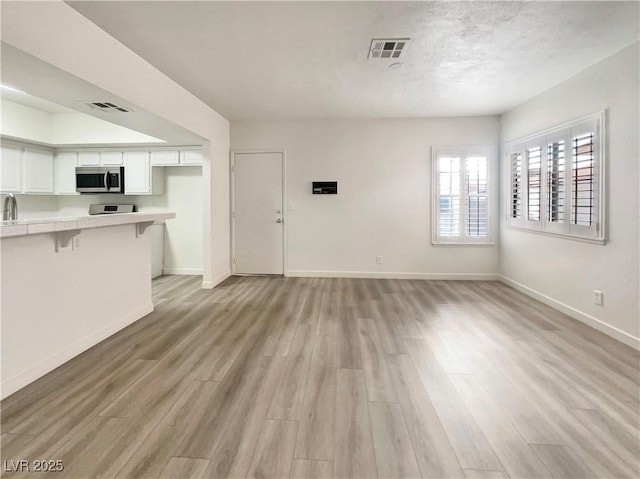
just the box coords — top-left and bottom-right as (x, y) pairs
(433, 147), (491, 244)
(505, 111), (604, 243)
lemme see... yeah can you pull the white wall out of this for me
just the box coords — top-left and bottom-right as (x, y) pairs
(154, 167), (203, 274)
(2, 0), (230, 288)
(500, 42), (640, 348)
(232, 117), (500, 278)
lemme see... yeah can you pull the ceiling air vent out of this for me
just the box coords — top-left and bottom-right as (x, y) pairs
(86, 101), (133, 113)
(368, 38), (410, 59)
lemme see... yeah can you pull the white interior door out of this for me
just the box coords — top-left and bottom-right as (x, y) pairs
(233, 152), (284, 274)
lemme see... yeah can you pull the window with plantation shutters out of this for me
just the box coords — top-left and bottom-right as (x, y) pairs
(547, 140), (565, 224)
(433, 147), (492, 244)
(527, 146), (542, 222)
(510, 152), (523, 220)
(505, 111), (604, 243)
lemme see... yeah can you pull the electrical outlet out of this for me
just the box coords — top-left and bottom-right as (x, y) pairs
(376, 255), (383, 265)
(73, 236), (81, 250)
(593, 290), (603, 306)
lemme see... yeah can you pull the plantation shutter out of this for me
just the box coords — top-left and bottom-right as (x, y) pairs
(438, 156), (461, 238)
(465, 157), (488, 237)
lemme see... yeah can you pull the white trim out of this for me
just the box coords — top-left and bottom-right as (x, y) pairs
(500, 276), (639, 351)
(230, 149), (287, 275)
(1, 303), (154, 400)
(286, 270), (500, 281)
(162, 268), (203, 275)
(202, 270), (231, 289)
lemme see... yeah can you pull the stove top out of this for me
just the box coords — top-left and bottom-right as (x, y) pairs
(89, 204), (136, 215)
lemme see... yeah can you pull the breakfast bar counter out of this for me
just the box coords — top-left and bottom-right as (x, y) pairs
(1, 212), (175, 399)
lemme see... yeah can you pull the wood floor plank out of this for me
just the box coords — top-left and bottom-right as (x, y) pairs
(246, 419), (298, 479)
(529, 443), (598, 479)
(290, 459), (334, 479)
(404, 338), (504, 472)
(267, 324), (315, 420)
(294, 335), (337, 461)
(159, 457), (210, 479)
(334, 368), (377, 479)
(204, 354), (287, 478)
(463, 470), (510, 479)
(114, 379), (211, 478)
(357, 317), (398, 402)
(569, 408), (640, 472)
(369, 401), (421, 479)
(448, 374), (551, 479)
(386, 354), (465, 478)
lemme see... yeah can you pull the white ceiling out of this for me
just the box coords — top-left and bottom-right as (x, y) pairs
(69, 1), (639, 120)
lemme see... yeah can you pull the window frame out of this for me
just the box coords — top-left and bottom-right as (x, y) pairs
(505, 111), (605, 244)
(431, 146), (493, 245)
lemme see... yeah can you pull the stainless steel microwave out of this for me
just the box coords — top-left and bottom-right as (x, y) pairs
(76, 167), (125, 194)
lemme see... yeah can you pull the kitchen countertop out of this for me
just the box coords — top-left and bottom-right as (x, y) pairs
(0, 212), (175, 238)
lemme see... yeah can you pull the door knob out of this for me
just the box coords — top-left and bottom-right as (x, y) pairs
(276, 219), (282, 223)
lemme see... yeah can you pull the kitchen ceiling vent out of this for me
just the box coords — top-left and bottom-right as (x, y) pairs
(86, 101), (133, 113)
(368, 38), (410, 59)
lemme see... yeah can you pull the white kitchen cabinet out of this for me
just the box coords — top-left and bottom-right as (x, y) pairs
(151, 149), (203, 166)
(151, 151), (180, 166)
(54, 152), (79, 195)
(100, 151), (124, 166)
(78, 151), (100, 166)
(124, 151), (164, 195)
(180, 150), (203, 165)
(23, 147), (54, 194)
(0, 143), (22, 193)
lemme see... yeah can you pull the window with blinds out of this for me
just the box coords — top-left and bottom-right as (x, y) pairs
(527, 147), (541, 222)
(504, 111), (604, 243)
(572, 133), (594, 226)
(438, 157), (461, 237)
(547, 140), (565, 223)
(433, 147), (491, 244)
(510, 152), (523, 220)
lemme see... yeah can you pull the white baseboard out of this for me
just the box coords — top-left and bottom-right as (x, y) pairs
(202, 270), (231, 289)
(163, 268), (203, 275)
(285, 270), (500, 281)
(500, 276), (640, 351)
(1, 303), (154, 400)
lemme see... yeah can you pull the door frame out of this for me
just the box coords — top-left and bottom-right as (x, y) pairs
(230, 149), (287, 275)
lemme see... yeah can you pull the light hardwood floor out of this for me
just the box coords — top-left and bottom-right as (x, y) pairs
(1, 276), (639, 478)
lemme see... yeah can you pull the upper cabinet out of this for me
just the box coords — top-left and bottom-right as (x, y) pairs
(0, 141), (54, 194)
(23, 147), (54, 193)
(54, 152), (79, 195)
(124, 152), (164, 195)
(77, 151), (100, 166)
(78, 151), (123, 166)
(0, 143), (22, 193)
(151, 149), (203, 166)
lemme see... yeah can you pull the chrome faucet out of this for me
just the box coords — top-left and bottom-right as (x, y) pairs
(3, 193), (18, 221)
